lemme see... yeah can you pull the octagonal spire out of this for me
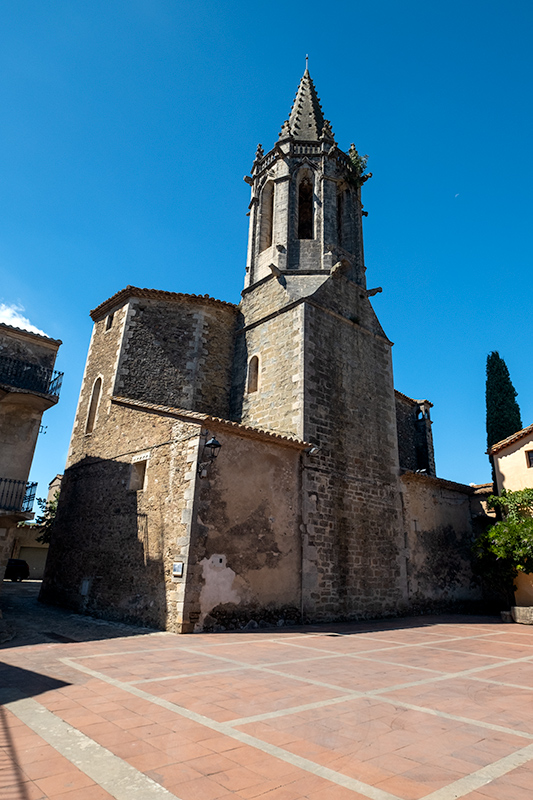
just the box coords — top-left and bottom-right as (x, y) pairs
(287, 68), (327, 141)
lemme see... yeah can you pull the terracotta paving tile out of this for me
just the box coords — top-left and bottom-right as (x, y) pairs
(474, 660), (533, 687)
(367, 644), (508, 672)
(210, 765), (265, 791)
(145, 761), (204, 786)
(474, 782), (533, 800)
(126, 749), (176, 771)
(148, 735), (213, 760)
(385, 677), (533, 734)
(429, 637), (533, 658)
(267, 653), (438, 691)
(238, 778), (302, 799)
(176, 774), (232, 799)
(34, 768), (96, 795)
(185, 752), (245, 776)
(53, 785), (115, 800)
(1, 780), (47, 800)
(321, 754), (394, 784)
(107, 737), (162, 759)
(305, 785), (369, 800)
(374, 772), (432, 799)
(7, 615), (533, 800)
(22, 755), (76, 781)
(88, 727), (139, 747)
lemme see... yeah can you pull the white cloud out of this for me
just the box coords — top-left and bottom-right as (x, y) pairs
(0, 303), (47, 336)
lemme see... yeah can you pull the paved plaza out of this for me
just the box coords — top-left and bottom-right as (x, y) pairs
(1, 584), (533, 799)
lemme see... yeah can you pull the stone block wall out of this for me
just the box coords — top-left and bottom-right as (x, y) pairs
(115, 296), (237, 417)
(300, 284), (406, 620)
(67, 302), (128, 466)
(41, 402), (201, 632)
(395, 392), (436, 476)
(232, 303), (304, 439)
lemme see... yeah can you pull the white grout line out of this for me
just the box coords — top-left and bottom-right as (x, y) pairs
(421, 741), (533, 800)
(59, 657), (403, 800)
(1, 689), (182, 800)
(60, 652), (533, 800)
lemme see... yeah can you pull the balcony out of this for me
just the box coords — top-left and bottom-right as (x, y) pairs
(0, 478), (37, 513)
(0, 355), (63, 400)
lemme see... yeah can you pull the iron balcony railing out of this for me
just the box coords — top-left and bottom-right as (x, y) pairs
(0, 354), (63, 399)
(0, 478), (37, 513)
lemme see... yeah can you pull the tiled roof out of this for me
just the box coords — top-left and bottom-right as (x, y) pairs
(394, 389), (433, 408)
(0, 322), (62, 346)
(400, 470), (474, 494)
(488, 422), (533, 455)
(470, 483), (494, 495)
(90, 286), (238, 321)
(111, 396), (310, 449)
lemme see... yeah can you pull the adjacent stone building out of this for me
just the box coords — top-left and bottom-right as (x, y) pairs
(0, 323), (62, 578)
(41, 69), (482, 631)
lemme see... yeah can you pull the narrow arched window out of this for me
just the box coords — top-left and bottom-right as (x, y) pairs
(298, 178), (313, 239)
(259, 182), (274, 252)
(247, 356), (259, 393)
(85, 377), (102, 434)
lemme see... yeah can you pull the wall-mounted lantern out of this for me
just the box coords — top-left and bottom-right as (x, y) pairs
(198, 434), (222, 477)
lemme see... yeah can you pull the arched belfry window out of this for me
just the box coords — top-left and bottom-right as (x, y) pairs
(298, 177), (313, 239)
(85, 377), (102, 434)
(247, 356), (259, 393)
(259, 182), (274, 252)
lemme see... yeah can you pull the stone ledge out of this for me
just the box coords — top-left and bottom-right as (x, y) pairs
(512, 606), (533, 624)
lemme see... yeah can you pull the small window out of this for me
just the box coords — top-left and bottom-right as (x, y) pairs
(526, 451), (533, 468)
(105, 313), (114, 331)
(85, 377), (102, 434)
(247, 355), (259, 393)
(129, 460), (147, 491)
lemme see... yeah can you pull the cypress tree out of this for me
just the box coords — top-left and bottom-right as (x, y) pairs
(486, 351), (522, 449)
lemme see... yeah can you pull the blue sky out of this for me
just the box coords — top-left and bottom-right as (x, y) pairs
(1, 0), (532, 498)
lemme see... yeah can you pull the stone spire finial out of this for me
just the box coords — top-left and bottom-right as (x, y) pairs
(287, 68), (325, 141)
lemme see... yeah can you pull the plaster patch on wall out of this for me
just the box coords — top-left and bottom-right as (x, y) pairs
(199, 554), (241, 623)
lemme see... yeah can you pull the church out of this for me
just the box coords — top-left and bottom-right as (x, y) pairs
(41, 69), (484, 632)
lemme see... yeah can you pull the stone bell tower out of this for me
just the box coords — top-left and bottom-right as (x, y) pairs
(232, 68), (407, 620)
(244, 67), (369, 289)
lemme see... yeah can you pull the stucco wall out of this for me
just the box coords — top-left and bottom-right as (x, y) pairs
(493, 433), (533, 493)
(400, 473), (480, 607)
(183, 432), (302, 631)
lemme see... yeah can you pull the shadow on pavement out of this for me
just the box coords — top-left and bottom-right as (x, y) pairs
(0, 663), (71, 800)
(0, 580), (159, 649)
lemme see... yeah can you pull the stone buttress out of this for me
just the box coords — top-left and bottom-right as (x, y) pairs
(232, 69), (408, 619)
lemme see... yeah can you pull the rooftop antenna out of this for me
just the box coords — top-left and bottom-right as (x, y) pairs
(305, 54), (309, 71)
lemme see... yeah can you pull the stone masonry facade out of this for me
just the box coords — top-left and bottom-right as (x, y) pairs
(41, 69), (482, 631)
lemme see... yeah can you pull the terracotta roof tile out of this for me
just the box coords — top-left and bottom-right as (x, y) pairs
(111, 396), (310, 449)
(90, 286), (238, 321)
(394, 389), (433, 408)
(488, 422), (533, 455)
(0, 322), (62, 346)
